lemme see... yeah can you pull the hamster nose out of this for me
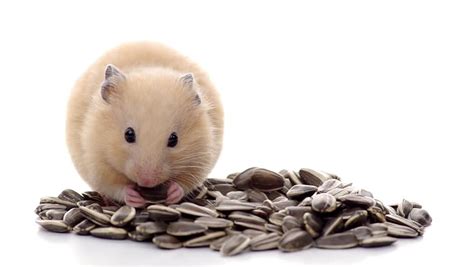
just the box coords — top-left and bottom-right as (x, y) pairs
(137, 177), (159, 187)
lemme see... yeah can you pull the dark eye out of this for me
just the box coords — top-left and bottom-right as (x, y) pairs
(124, 127), (136, 143)
(167, 132), (178, 147)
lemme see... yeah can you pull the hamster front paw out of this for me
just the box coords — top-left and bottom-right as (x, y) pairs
(124, 185), (146, 207)
(166, 181), (184, 204)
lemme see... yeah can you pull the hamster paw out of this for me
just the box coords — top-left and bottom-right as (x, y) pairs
(166, 181), (184, 204)
(124, 185), (146, 207)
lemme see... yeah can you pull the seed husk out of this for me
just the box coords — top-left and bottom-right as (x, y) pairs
(322, 216), (344, 236)
(233, 167), (258, 190)
(215, 199), (257, 211)
(135, 183), (169, 203)
(386, 223), (419, 238)
(311, 193), (337, 213)
(147, 204), (181, 221)
(250, 232), (281, 251)
(110, 206), (136, 226)
(317, 179), (342, 193)
(299, 168), (328, 186)
(278, 229), (313, 252)
(166, 221), (208, 236)
(176, 202), (218, 218)
(63, 208), (84, 227)
(220, 234), (250, 256)
(72, 219), (96, 235)
(385, 214), (423, 233)
(250, 168), (285, 192)
(265, 223), (283, 234)
(210, 235), (232, 251)
(128, 230), (152, 242)
(184, 231), (227, 247)
(82, 191), (105, 204)
(344, 210), (368, 229)
(90, 227), (128, 240)
(315, 232), (359, 249)
(153, 234), (183, 249)
(58, 189), (84, 203)
(36, 219), (71, 233)
(303, 212), (323, 238)
(226, 191), (248, 201)
(40, 197), (77, 209)
(360, 236), (397, 247)
(46, 209), (67, 220)
(79, 206), (110, 226)
(350, 226), (373, 241)
(282, 216), (301, 233)
(136, 221), (168, 235)
(35, 204), (67, 214)
(246, 189), (268, 202)
(397, 199), (414, 218)
(408, 208), (432, 226)
(242, 229), (266, 238)
(338, 194), (376, 209)
(286, 170), (302, 185)
(287, 185), (318, 200)
(195, 216), (234, 229)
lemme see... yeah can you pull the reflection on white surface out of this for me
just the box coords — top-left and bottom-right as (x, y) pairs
(34, 225), (425, 266)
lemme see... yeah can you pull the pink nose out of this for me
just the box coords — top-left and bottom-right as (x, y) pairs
(137, 177), (159, 187)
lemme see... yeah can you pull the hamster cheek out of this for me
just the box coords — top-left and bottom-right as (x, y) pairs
(165, 181), (184, 204)
(124, 185), (146, 207)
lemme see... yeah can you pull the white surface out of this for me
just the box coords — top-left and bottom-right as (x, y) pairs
(0, 0), (473, 266)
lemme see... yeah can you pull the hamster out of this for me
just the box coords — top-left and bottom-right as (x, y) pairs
(66, 42), (224, 207)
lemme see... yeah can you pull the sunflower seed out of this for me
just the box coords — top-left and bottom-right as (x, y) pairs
(344, 210), (368, 230)
(317, 179), (342, 193)
(242, 229), (266, 237)
(110, 206), (136, 226)
(250, 168), (285, 192)
(82, 191), (105, 204)
(408, 208), (432, 226)
(245, 189), (268, 202)
(176, 202), (218, 218)
(215, 199), (257, 211)
(128, 230), (152, 242)
(282, 216), (301, 233)
(36, 219), (71, 233)
(40, 197), (77, 209)
(210, 235), (232, 251)
(195, 217), (233, 229)
(315, 232), (358, 249)
(311, 193), (337, 213)
(63, 208), (84, 227)
(286, 170), (303, 185)
(35, 204), (67, 214)
(360, 236), (397, 247)
(153, 234), (183, 249)
(90, 227), (128, 240)
(233, 167), (258, 190)
(226, 191), (248, 201)
(397, 199), (414, 218)
(385, 214), (423, 233)
(322, 216), (344, 236)
(220, 234), (250, 256)
(184, 231), (227, 247)
(349, 226), (373, 241)
(147, 204), (181, 221)
(386, 222), (419, 238)
(166, 221), (208, 236)
(265, 223), (283, 234)
(278, 229), (313, 252)
(58, 189), (84, 203)
(250, 232), (281, 251)
(299, 168), (328, 186)
(46, 209), (67, 220)
(287, 185), (318, 200)
(79, 206), (110, 226)
(213, 184), (237, 195)
(72, 219), (96, 235)
(136, 221), (167, 235)
(303, 212), (323, 238)
(338, 194), (376, 208)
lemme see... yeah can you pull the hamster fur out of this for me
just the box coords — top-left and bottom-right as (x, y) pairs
(66, 42), (224, 207)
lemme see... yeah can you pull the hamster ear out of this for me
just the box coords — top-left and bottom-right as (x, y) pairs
(179, 73), (201, 105)
(101, 64), (126, 103)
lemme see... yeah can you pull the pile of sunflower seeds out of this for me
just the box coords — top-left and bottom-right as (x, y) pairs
(35, 167), (432, 256)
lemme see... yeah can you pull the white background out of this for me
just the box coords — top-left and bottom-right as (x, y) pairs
(0, 0), (473, 266)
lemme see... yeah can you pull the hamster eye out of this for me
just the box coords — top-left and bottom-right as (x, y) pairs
(167, 132), (178, 147)
(124, 127), (136, 143)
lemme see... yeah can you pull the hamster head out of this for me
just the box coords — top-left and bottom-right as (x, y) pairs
(91, 64), (214, 193)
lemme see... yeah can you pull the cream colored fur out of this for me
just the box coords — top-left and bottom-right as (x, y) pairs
(66, 42), (224, 202)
